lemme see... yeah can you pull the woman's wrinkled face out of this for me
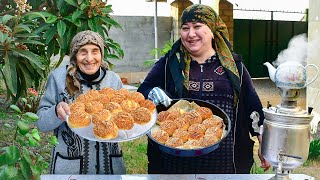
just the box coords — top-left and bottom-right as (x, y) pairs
(76, 44), (102, 75)
(180, 22), (214, 56)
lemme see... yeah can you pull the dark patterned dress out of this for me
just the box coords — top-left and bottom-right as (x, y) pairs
(147, 55), (236, 173)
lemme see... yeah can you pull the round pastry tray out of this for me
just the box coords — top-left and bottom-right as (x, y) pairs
(66, 111), (157, 142)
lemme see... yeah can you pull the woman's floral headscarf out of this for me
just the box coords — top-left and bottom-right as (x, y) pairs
(66, 30), (109, 97)
(179, 4), (240, 94)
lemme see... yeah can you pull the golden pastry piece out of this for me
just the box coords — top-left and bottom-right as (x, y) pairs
(68, 111), (91, 128)
(132, 107), (152, 125)
(196, 107), (213, 120)
(151, 129), (169, 144)
(97, 93), (111, 105)
(202, 117), (224, 129)
(91, 109), (111, 124)
(165, 110), (180, 122)
(86, 89), (100, 100)
(76, 93), (94, 103)
(93, 121), (118, 140)
(69, 101), (85, 112)
(120, 99), (140, 113)
(175, 118), (190, 130)
(199, 135), (220, 147)
(128, 91), (145, 103)
(205, 126), (223, 139)
(85, 101), (103, 114)
(160, 120), (178, 136)
(139, 99), (156, 113)
(115, 88), (130, 98)
(183, 139), (202, 149)
(188, 131), (204, 141)
(104, 102), (122, 114)
(188, 123), (206, 134)
(181, 111), (202, 125)
(100, 87), (115, 98)
(172, 128), (190, 143)
(112, 111), (135, 130)
(165, 137), (184, 148)
(110, 94), (126, 104)
(157, 111), (170, 125)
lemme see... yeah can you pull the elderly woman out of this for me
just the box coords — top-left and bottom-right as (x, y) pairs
(138, 4), (270, 174)
(36, 30), (125, 174)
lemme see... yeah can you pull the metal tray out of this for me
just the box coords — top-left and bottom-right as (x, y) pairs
(66, 111), (157, 142)
(146, 98), (231, 157)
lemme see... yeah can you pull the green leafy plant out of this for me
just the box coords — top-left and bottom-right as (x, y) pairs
(0, 0), (124, 103)
(308, 138), (320, 160)
(144, 40), (173, 67)
(0, 104), (58, 180)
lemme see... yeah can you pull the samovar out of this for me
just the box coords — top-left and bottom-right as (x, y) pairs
(262, 62), (319, 180)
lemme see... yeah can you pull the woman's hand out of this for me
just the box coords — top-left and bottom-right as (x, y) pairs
(56, 101), (71, 121)
(257, 135), (271, 172)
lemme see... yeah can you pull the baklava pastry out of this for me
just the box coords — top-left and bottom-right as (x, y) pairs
(202, 117), (224, 129)
(181, 111), (202, 125)
(160, 120), (178, 136)
(188, 123), (206, 134)
(157, 111), (170, 125)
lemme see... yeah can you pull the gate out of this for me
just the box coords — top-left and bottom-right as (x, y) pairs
(233, 11), (308, 78)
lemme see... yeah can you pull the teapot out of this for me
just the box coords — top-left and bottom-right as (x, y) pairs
(264, 61), (319, 89)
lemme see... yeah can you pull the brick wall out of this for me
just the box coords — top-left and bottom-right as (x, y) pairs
(219, 0), (234, 46)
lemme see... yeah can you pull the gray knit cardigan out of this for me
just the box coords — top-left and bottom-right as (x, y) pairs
(37, 66), (126, 174)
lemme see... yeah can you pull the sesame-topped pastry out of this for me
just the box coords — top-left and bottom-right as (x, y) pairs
(69, 101), (85, 112)
(99, 87), (115, 98)
(160, 120), (178, 136)
(188, 123), (206, 134)
(104, 102), (122, 114)
(188, 131), (205, 141)
(85, 101), (103, 114)
(165, 137), (184, 148)
(112, 111), (135, 130)
(172, 128), (190, 142)
(128, 91), (145, 103)
(93, 120), (118, 140)
(139, 99), (156, 113)
(183, 139), (202, 149)
(199, 135), (220, 147)
(182, 111), (202, 125)
(110, 94), (126, 104)
(98, 93), (111, 105)
(165, 110), (180, 122)
(195, 107), (213, 120)
(115, 88), (130, 98)
(131, 107), (152, 125)
(205, 126), (223, 139)
(68, 111), (91, 128)
(151, 129), (169, 144)
(120, 99), (140, 113)
(202, 117), (224, 129)
(175, 118), (190, 130)
(91, 109), (111, 124)
(76, 93), (94, 103)
(157, 111), (171, 125)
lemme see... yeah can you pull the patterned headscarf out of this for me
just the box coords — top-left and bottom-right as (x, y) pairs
(66, 30), (109, 97)
(180, 4), (240, 91)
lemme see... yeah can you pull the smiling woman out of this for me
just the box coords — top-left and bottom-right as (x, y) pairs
(76, 44), (102, 75)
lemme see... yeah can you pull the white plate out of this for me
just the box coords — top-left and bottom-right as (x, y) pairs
(66, 111), (157, 142)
